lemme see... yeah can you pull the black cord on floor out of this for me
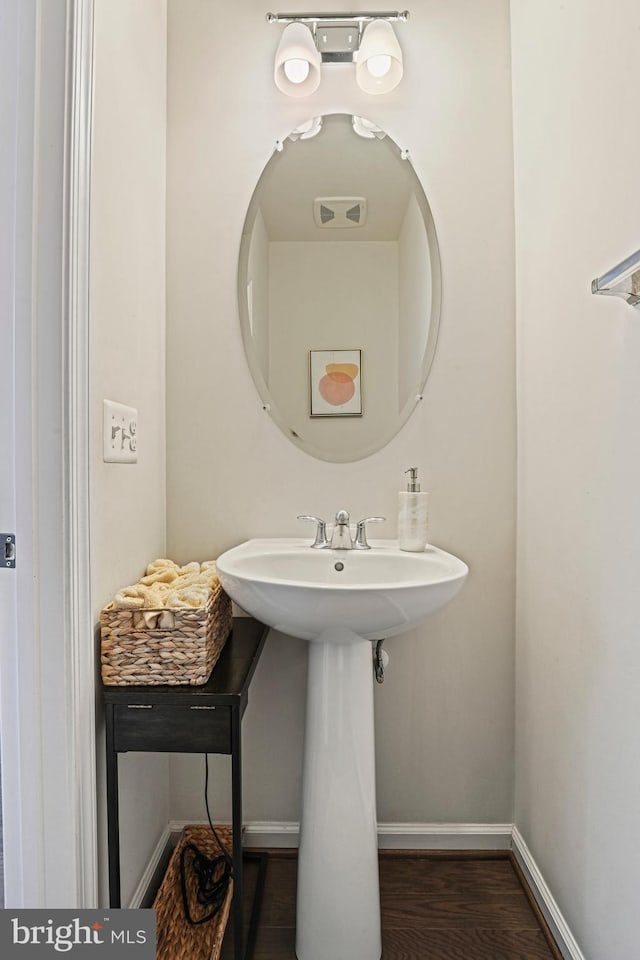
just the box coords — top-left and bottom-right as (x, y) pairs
(179, 754), (233, 925)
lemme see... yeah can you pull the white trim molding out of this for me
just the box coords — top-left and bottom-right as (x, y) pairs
(128, 826), (173, 910)
(169, 820), (512, 851)
(377, 821), (512, 850)
(63, 0), (98, 908)
(512, 827), (586, 960)
(242, 821), (301, 848)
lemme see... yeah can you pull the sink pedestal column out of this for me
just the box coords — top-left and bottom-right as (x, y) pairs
(296, 628), (381, 960)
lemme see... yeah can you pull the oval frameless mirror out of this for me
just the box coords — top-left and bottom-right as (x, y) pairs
(237, 113), (441, 462)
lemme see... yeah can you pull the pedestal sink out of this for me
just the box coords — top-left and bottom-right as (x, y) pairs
(216, 538), (468, 960)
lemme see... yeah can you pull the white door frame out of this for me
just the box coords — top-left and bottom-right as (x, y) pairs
(63, 0), (98, 909)
(0, 0), (97, 907)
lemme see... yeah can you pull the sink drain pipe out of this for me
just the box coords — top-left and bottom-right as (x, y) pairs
(373, 640), (389, 683)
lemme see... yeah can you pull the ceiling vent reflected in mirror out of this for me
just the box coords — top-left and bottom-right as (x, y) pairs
(314, 197), (368, 229)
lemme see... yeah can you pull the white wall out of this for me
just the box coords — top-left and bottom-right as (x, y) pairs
(90, 0), (168, 907)
(166, 0), (516, 829)
(511, 1), (640, 956)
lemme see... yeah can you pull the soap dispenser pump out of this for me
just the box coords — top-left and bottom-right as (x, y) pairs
(398, 467), (429, 552)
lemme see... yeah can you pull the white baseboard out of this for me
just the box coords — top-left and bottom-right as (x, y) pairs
(377, 822), (512, 849)
(168, 819), (512, 850)
(242, 821), (300, 847)
(128, 825), (173, 909)
(512, 827), (585, 960)
(168, 818), (300, 848)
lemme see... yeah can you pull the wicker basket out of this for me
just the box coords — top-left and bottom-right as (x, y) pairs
(154, 825), (233, 960)
(100, 581), (232, 686)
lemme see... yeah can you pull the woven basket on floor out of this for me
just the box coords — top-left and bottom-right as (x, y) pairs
(100, 581), (232, 686)
(154, 825), (233, 960)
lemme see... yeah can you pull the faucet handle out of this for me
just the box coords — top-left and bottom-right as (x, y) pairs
(354, 516), (386, 550)
(297, 515), (329, 549)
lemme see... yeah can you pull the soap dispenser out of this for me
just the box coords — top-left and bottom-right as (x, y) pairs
(398, 467), (429, 552)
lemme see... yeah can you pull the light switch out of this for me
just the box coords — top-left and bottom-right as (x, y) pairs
(103, 399), (138, 463)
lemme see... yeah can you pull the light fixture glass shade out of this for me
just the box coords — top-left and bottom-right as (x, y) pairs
(274, 23), (321, 97)
(355, 20), (403, 94)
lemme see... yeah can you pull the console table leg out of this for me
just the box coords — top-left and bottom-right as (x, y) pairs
(105, 705), (121, 907)
(231, 707), (244, 960)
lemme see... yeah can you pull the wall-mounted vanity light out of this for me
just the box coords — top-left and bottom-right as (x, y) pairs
(273, 22), (322, 96)
(267, 10), (409, 96)
(592, 248), (640, 308)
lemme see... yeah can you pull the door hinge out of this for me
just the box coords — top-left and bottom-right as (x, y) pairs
(2, 534), (16, 568)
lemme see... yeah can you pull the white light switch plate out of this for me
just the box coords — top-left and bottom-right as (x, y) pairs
(103, 399), (138, 463)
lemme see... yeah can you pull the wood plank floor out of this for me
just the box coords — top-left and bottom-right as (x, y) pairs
(221, 851), (560, 960)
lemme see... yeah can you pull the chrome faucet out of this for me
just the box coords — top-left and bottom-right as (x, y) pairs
(298, 512), (385, 550)
(354, 516), (386, 548)
(296, 515), (329, 548)
(330, 510), (353, 549)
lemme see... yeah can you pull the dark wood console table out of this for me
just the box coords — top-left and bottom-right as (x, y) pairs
(103, 616), (268, 960)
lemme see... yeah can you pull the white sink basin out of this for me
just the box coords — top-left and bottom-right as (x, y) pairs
(215, 537), (468, 642)
(216, 536), (468, 960)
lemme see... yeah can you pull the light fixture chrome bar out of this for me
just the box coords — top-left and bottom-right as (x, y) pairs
(592, 248), (640, 308)
(266, 11), (410, 25)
